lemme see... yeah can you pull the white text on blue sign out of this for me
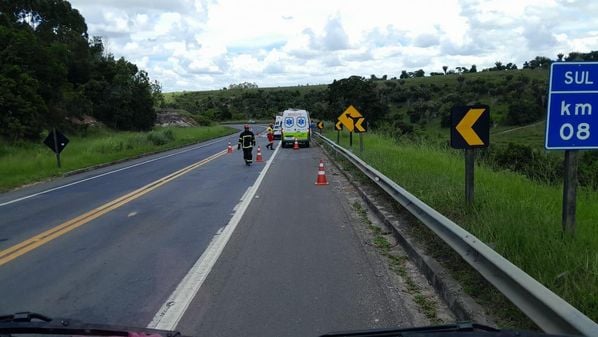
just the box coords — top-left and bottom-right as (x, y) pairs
(545, 62), (598, 149)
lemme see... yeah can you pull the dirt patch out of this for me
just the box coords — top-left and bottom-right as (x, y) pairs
(156, 109), (197, 127)
(324, 154), (457, 327)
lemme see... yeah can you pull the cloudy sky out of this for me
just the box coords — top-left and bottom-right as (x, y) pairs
(69, 0), (598, 92)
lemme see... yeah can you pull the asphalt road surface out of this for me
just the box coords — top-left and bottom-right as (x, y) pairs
(0, 128), (415, 336)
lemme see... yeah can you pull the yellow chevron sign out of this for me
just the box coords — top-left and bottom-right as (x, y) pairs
(450, 105), (489, 148)
(337, 105), (367, 133)
(456, 108), (485, 145)
(354, 117), (367, 132)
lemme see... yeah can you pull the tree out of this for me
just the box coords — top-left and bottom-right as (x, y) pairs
(527, 56), (552, 69)
(442, 65), (448, 75)
(414, 69), (425, 77)
(0, 1), (159, 141)
(505, 99), (543, 125)
(565, 51), (598, 61)
(0, 21), (49, 140)
(470, 64), (477, 73)
(327, 76), (388, 126)
(399, 70), (410, 79)
(557, 53), (564, 61)
(228, 82), (258, 89)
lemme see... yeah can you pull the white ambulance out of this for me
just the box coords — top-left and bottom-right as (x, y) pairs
(281, 109), (310, 148)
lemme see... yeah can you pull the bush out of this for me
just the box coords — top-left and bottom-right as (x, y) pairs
(192, 114), (213, 126)
(505, 100), (543, 125)
(480, 143), (562, 184)
(146, 129), (175, 146)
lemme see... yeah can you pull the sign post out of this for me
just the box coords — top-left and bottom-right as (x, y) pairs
(465, 149), (475, 205)
(451, 105), (490, 206)
(359, 133), (364, 153)
(43, 128), (70, 168)
(545, 62), (598, 235)
(335, 121), (342, 144)
(562, 150), (578, 234)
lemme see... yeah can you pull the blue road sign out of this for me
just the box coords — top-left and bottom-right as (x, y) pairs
(546, 62), (598, 149)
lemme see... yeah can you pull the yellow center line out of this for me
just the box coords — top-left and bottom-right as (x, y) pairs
(0, 150), (227, 267)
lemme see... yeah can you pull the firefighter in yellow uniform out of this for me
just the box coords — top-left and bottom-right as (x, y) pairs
(238, 124), (256, 166)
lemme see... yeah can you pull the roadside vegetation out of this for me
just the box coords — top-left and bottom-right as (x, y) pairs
(2, 0), (596, 320)
(1, 1), (161, 143)
(0, 126), (235, 192)
(352, 202), (443, 324)
(323, 130), (598, 323)
(165, 51), (598, 190)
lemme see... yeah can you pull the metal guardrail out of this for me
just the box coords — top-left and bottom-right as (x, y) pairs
(316, 134), (598, 337)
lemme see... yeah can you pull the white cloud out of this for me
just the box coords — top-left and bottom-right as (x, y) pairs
(69, 0), (598, 91)
(320, 17), (351, 51)
(414, 33), (440, 48)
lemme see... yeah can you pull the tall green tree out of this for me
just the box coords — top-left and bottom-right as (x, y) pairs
(327, 76), (388, 126)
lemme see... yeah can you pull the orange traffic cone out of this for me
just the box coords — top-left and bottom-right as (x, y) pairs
(227, 142), (233, 153)
(256, 146), (263, 162)
(293, 138), (299, 150)
(315, 160), (329, 185)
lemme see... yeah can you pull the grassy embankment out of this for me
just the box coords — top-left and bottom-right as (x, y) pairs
(323, 130), (597, 324)
(0, 126), (236, 192)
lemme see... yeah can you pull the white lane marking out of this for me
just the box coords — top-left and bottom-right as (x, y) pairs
(147, 144), (280, 330)
(0, 137), (232, 207)
(127, 212), (138, 218)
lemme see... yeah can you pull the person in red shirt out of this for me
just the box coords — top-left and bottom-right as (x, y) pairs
(266, 124), (274, 150)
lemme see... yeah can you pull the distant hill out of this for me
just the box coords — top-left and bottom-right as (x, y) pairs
(164, 68), (549, 143)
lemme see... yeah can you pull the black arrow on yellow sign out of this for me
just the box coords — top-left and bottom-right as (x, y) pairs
(317, 121), (324, 129)
(450, 105), (489, 149)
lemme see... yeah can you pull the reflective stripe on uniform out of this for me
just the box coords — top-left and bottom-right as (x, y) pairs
(239, 134), (254, 148)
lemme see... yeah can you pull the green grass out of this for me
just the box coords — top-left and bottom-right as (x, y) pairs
(352, 202), (441, 323)
(326, 130), (598, 322)
(0, 126), (236, 191)
(490, 120), (547, 149)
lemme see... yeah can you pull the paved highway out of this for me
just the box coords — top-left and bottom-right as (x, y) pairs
(0, 127), (418, 336)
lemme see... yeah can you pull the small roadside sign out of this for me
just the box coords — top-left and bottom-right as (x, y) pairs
(451, 105), (489, 149)
(544, 62), (598, 235)
(337, 105), (367, 133)
(44, 129), (69, 154)
(546, 62), (598, 149)
(43, 129), (69, 168)
(317, 121), (324, 129)
(335, 121), (343, 131)
(450, 105), (489, 207)
(354, 118), (367, 132)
